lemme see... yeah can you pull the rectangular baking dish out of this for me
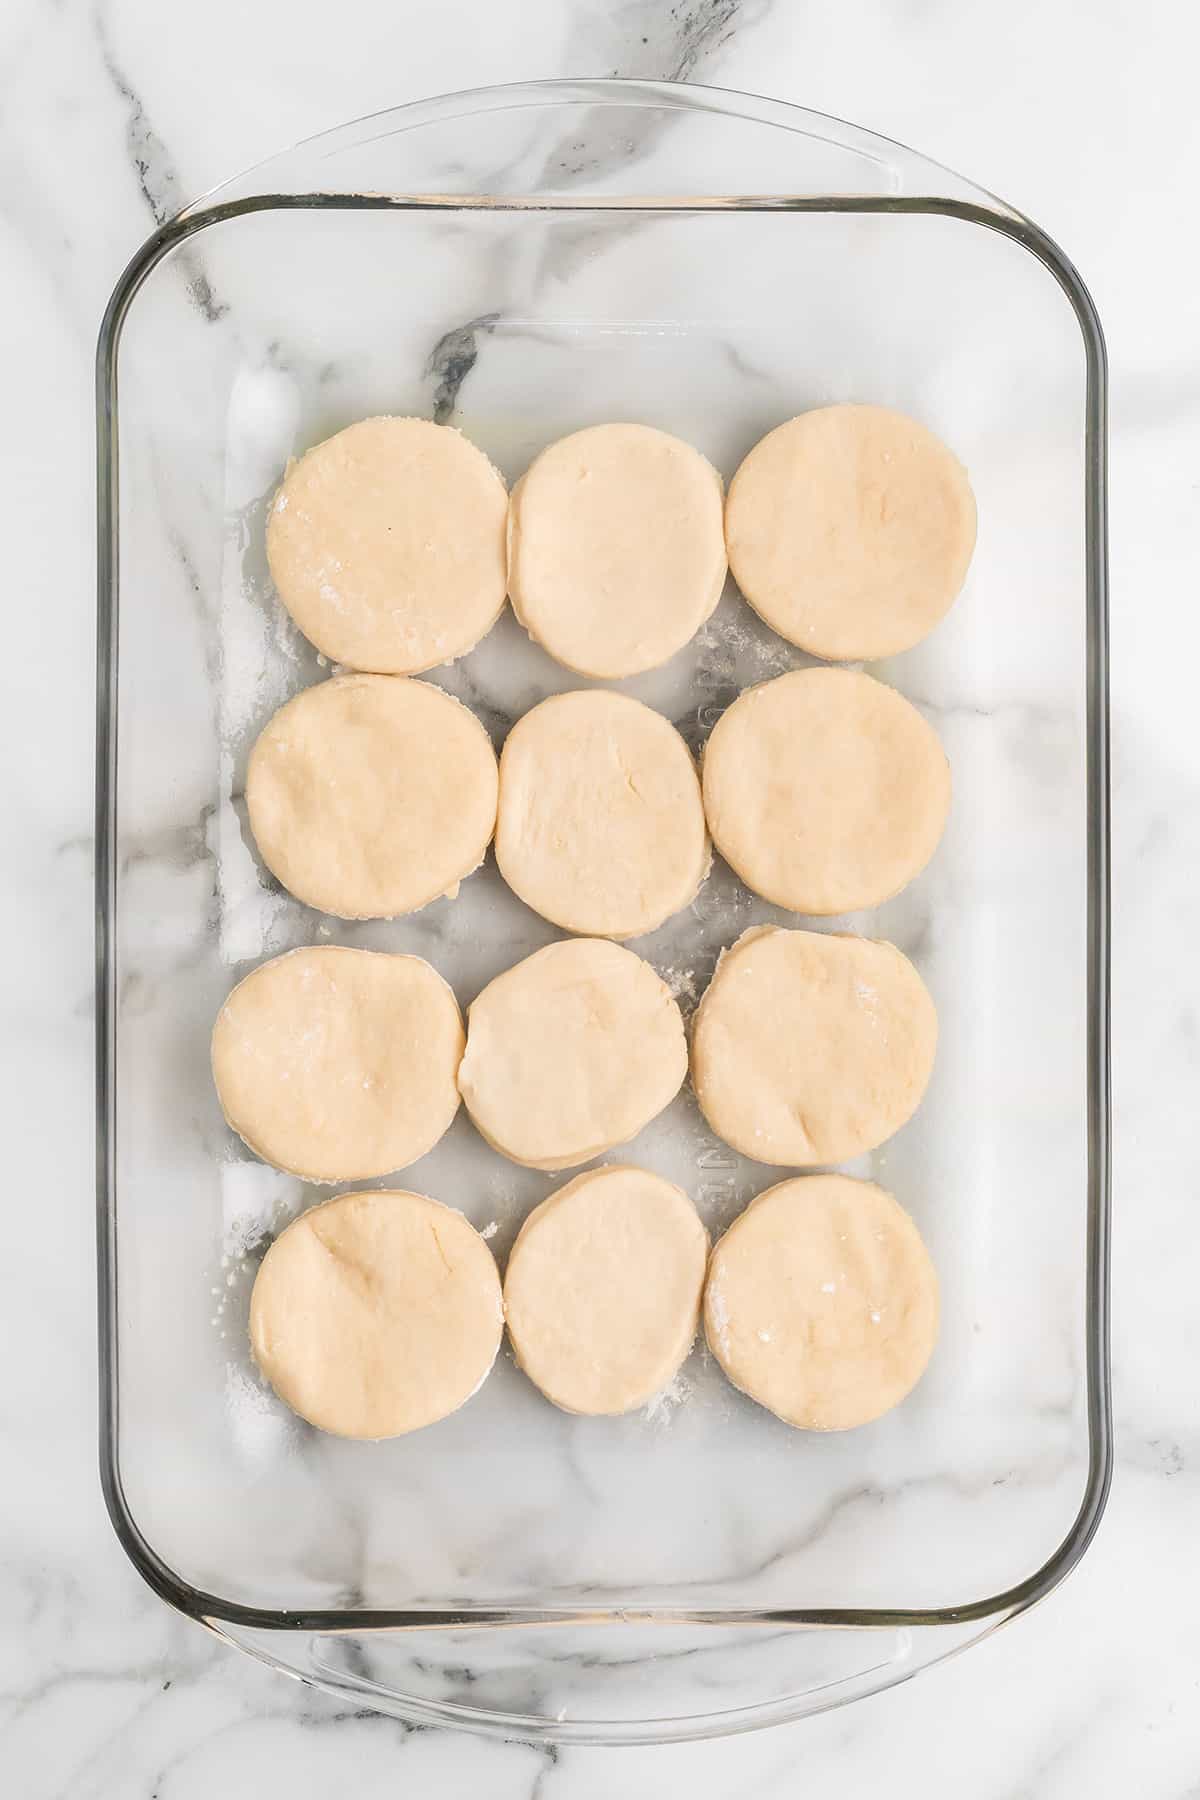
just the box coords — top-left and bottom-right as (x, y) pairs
(96, 79), (1110, 1743)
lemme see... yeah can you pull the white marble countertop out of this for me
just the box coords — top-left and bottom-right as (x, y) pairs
(3, 0), (1194, 1792)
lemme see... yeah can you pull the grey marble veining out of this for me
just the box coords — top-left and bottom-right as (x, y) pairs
(1, 0), (1195, 1791)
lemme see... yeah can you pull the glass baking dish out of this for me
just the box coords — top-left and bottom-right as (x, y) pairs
(95, 78), (1111, 1744)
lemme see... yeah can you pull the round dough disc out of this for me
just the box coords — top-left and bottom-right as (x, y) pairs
(704, 1174), (938, 1429)
(702, 667), (950, 914)
(504, 1165), (709, 1414)
(691, 926), (937, 1165)
(266, 416), (508, 673)
(250, 1189), (503, 1438)
(725, 406), (977, 660)
(508, 423), (727, 678)
(458, 938), (687, 1171)
(212, 947), (464, 1182)
(246, 673), (498, 919)
(496, 690), (709, 939)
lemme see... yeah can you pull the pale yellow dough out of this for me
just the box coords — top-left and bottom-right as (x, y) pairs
(266, 416), (508, 673)
(508, 423), (727, 678)
(691, 927), (937, 1165)
(725, 405), (977, 661)
(496, 690), (709, 939)
(246, 673), (498, 919)
(704, 1174), (938, 1430)
(503, 1165), (708, 1415)
(702, 668), (950, 915)
(250, 1189), (503, 1438)
(458, 938), (687, 1171)
(211, 947), (464, 1182)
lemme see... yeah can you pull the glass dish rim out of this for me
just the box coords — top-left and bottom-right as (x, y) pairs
(94, 77), (1112, 1648)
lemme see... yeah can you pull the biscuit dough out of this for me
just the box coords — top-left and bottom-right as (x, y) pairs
(690, 926), (937, 1165)
(496, 689), (709, 938)
(508, 423), (727, 677)
(266, 416), (508, 673)
(211, 947), (464, 1182)
(250, 1188), (503, 1438)
(704, 1174), (939, 1429)
(503, 1165), (708, 1414)
(246, 673), (498, 919)
(702, 667), (950, 914)
(458, 938), (687, 1170)
(725, 405), (977, 660)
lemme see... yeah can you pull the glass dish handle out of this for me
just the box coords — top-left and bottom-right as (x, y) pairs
(211, 1614), (1000, 1744)
(185, 79), (1024, 221)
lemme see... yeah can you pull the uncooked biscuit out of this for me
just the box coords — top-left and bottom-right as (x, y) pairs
(725, 405), (977, 660)
(704, 1174), (938, 1429)
(702, 667), (949, 914)
(250, 1189), (503, 1438)
(458, 938), (687, 1171)
(496, 690), (709, 939)
(266, 416), (508, 673)
(503, 1165), (708, 1414)
(508, 423), (727, 678)
(691, 926), (937, 1165)
(245, 673), (498, 919)
(211, 946), (464, 1182)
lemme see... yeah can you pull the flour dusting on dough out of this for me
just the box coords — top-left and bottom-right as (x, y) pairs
(643, 1369), (692, 1424)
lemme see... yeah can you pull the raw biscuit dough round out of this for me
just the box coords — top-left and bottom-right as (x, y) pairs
(496, 689), (709, 939)
(508, 423), (727, 678)
(246, 673), (498, 919)
(702, 667), (950, 914)
(250, 1188), (503, 1438)
(503, 1165), (709, 1414)
(266, 416), (508, 673)
(725, 405), (977, 660)
(458, 938), (687, 1171)
(691, 926), (937, 1165)
(211, 946), (464, 1182)
(704, 1174), (938, 1429)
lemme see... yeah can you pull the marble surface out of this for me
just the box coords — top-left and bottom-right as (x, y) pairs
(2, 0), (1196, 1792)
